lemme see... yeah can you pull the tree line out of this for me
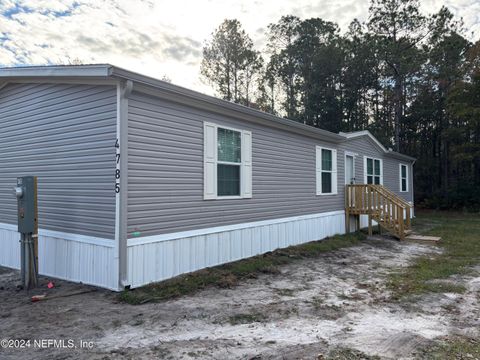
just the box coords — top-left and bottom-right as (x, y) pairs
(201, 0), (480, 210)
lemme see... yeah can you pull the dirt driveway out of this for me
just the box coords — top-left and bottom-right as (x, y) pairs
(1, 236), (479, 359)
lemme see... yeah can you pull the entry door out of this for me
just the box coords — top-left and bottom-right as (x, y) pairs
(345, 155), (355, 184)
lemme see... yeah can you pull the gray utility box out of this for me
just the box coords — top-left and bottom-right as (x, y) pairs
(15, 176), (36, 233)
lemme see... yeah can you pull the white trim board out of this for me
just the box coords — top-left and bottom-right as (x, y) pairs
(0, 222), (114, 248)
(115, 80), (130, 288)
(127, 210), (345, 247)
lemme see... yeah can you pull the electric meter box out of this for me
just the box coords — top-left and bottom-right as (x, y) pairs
(15, 176), (36, 233)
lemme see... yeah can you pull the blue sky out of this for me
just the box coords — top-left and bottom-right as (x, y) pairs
(0, 0), (478, 94)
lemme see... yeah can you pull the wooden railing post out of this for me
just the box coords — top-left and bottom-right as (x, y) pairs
(386, 198), (391, 228)
(345, 185), (350, 234)
(406, 206), (411, 229)
(390, 200), (394, 229)
(398, 205), (405, 240)
(367, 186), (372, 236)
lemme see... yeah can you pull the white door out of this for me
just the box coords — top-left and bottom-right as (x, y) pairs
(345, 155), (355, 184)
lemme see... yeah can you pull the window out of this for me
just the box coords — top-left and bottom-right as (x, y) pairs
(204, 122), (252, 199)
(364, 157), (382, 185)
(400, 164), (408, 192)
(316, 146), (337, 195)
(217, 128), (241, 196)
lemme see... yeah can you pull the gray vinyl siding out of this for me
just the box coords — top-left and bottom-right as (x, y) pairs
(127, 91), (344, 237)
(340, 136), (384, 185)
(341, 136), (414, 202)
(0, 83), (117, 239)
(383, 158), (414, 203)
(127, 90), (415, 237)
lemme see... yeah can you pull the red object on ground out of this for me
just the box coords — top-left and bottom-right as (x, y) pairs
(31, 294), (46, 302)
(47, 281), (54, 289)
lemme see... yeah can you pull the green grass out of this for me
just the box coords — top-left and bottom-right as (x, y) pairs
(228, 312), (267, 325)
(388, 210), (480, 299)
(119, 232), (365, 305)
(417, 337), (480, 359)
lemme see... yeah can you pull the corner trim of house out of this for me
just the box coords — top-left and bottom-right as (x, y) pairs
(115, 80), (130, 288)
(127, 210), (345, 247)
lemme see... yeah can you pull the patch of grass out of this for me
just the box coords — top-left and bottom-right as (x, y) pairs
(327, 347), (381, 359)
(119, 232), (365, 304)
(273, 288), (296, 297)
(388, 210), (480, 299)
(307, 295), (325, 310)
(228, 312), (267, 325)
(418, 337), (480, 359)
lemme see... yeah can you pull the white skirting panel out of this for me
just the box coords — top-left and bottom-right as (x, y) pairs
(0, 225), (21, 269)
(359, 204), (414, 229)
(0, 223), (118, 291)
(126, 210), (345, 288)
(359, 215), (376, 229)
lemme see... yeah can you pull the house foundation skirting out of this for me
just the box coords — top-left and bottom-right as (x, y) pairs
(126, 210), (345, 288)
(0, 223), (118, 290)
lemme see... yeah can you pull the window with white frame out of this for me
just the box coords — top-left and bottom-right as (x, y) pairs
(316, 146), (337, 195)
(400, 164), (408, 192)
(204, 122), (252, 199)
(365, 157), (382, 185)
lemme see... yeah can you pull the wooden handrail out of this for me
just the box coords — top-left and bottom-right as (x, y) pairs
(345, 184), (413, 240)
(371, 184), (411, 208)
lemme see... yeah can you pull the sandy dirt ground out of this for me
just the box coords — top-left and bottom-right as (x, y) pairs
(0, 236), (479, 360)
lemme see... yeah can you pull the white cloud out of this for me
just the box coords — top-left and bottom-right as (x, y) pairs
(0, 0), (478, 95)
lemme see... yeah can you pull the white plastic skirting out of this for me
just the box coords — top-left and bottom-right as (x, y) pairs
(126, 210), (345, 288)
(0, 223), (118, 290)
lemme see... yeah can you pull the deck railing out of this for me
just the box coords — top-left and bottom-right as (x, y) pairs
(345, 184), (412, 239)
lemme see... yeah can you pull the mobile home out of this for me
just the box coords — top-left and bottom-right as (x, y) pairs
(0, 65), (415, 290)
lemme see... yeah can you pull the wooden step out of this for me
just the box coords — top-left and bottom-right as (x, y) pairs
(372, 219), (411, 239)
(405, 234), (441, 243)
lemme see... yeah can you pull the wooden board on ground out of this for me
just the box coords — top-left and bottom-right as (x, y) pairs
(405, 234), (441, 243)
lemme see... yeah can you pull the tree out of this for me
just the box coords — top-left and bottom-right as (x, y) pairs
(293, 18), (343, 130)
(256, 55), (281, 114)
(409, 8), (470, 206)
(368, 0), (428, 151)
(266, 15), (302, 119)
(241, 49), (263, 106)
(160, 75), (172, 83)
(200, 6), (480, 210)
(263, 16), (344, 130)
(201, 19), (263, 104)
(342, 20), (380, 133)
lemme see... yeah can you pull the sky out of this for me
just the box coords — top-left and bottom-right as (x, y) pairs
(0, 0), (479, 95)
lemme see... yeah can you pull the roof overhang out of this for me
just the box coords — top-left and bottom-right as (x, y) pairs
(0, 64), (417, 158)
(385, 150), (416, 162)
(340, 130), (416, 162)
(340, 130), (388, 152)
(0, 64), (113, 78)
(0, 64), (344, 144)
